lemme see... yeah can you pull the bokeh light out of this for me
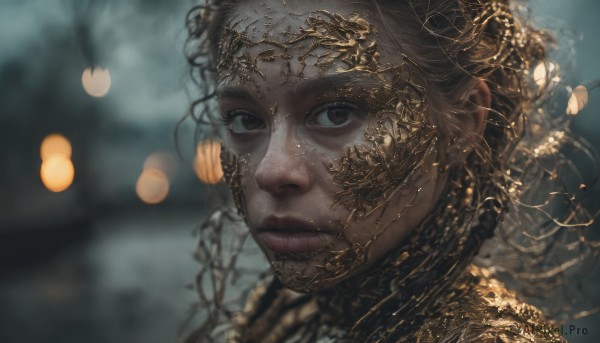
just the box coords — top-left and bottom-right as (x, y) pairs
(40, 155), (75, 192)
(533, 61), (556, 88)
(194, 141), (223, 185)
(40, 133), (72, 160)
(566, 85), (589, 116)
(143, 151), (177, 178)
(82, 67), (112, 98)
(135, 168), (169, 204)
(40, 134), (75, 192)
(533, 62), (547, 88)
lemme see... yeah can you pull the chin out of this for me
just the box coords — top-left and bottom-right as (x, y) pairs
(267, 250), (359, 293)
(267, 253), (324, 292)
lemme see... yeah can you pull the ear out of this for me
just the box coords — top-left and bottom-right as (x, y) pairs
(463, 78), (491, 136)
(441, 78), (491, 167)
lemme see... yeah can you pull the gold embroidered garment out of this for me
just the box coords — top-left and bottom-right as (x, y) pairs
(228, 264), (566, 343)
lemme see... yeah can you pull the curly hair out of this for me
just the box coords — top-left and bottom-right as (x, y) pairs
(180, 0), (598, 338)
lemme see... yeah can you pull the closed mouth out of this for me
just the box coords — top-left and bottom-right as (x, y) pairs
(256, 216), (338, 253)
(257, 230), (336, 253)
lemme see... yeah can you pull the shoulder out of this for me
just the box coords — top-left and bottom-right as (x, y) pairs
(412, 264), (567, 343)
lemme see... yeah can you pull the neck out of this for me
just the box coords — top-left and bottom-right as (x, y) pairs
(315, 247), (413, 331)
(314, 171), (497, 341)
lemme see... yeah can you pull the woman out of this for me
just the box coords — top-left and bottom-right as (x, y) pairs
(182, 0), (597, 342)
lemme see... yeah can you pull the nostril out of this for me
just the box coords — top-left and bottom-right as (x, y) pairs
(257, 179), (301, 194)
(278, 183), (300, 191)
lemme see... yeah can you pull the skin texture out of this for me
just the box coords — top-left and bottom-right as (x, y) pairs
(218, 0), (488, 292)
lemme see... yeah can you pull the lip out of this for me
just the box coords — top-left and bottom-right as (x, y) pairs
(256, 216), (337, 253)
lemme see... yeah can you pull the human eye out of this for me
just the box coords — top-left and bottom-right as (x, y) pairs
(308, 102), (360, 128)
(221, 110), (266, 133)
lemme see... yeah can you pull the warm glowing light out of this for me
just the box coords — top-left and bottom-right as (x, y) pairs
(40, 155), (75, 192)
(195, 141), (223, 184)
(136, 168), (169, 204)
(533, 62), (547, 87)
(144, 151), (177, 178)
(566, 85), (589, 116)
(40, 134), (74, 192)
(82, 67), (111, 97)
(533, 62), (555, 88)
(41, 134), (72, 160)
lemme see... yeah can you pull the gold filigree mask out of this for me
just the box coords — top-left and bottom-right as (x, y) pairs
(218, 9), (441, 291)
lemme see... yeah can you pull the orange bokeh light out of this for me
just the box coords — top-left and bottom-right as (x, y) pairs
(144, 151), (177, 178)
(136, 168), (169, 204)
(41, 133), (72, 160)
(82, 67), (111, 98)
(40, 155), (75, 192)
(194, 141), (223, 185)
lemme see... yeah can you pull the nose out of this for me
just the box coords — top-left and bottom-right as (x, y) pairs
(254, 127), (310, 195)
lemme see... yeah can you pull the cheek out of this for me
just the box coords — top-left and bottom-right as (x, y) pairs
(334, 165), (443, 272)
(327, 120), (438, 222)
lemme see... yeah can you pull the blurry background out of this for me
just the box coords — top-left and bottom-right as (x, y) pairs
(0, 0), (598, 342)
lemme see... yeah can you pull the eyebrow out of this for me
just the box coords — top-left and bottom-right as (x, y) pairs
(216, 71), (381, 102)
(216, 86), (256, 102)
(292, 71), (379, 97)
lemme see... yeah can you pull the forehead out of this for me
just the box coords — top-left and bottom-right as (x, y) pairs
(216, 0), (428, 111)
(228, 0), (367, 32)
(218, 0), (400, 84)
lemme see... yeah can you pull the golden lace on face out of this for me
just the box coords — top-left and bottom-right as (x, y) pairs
(219, 10), (437, 222)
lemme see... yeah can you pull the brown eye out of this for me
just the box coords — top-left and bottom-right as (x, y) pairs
(227, 111), (266, 133)
(310, 103), (358, 127)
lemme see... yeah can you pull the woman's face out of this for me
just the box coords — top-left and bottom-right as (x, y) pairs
(217, 0), (446, 292)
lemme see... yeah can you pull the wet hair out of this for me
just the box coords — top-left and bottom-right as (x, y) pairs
(180, 0), (598, 338)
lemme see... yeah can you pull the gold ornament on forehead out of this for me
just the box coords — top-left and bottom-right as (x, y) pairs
(285, 10), (381, 75)
(217, 10), (383, 84)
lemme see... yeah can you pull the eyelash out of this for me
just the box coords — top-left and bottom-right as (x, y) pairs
(218, 109), (252, 125)
(217, 111), (235, 126)
(218, 100), (366, 127)
(309, 101), (360, 118)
